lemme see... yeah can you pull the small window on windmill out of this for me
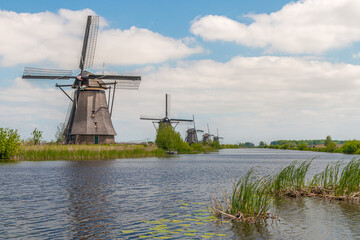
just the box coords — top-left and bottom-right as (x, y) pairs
(94, 122), (98, 128)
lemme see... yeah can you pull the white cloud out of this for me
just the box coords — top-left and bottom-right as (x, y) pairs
(191, 0), (360, 54)
(96, 27), (202, 65)
(0, 9), (202, 68)
(0, 78), (69, 140)
(3, 56), (360, 143)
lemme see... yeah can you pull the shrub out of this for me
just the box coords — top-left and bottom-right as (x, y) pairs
(155, 124), (185, 151)
(342, 140), (360, 154)
(190, 143), (205, 152)
(0, 128), (21, 159)
(211, 140), (221, 149)
(281, 144), (290, 149)
(32, 128), (43, 145)
(325, 141), (337, 152)
(297, 143), (307, 150)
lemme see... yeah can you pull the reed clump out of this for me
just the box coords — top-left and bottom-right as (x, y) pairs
(209, 170), (274, 223)
(310, 159), (360, 199)
(210, 159), (360, 223)
(270, 160), (312, 197)
(13, 144), (166, 160)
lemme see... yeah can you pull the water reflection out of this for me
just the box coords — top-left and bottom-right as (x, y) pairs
(65, 160), (116, 239)
(337, 201), (360, 237)
(231, 221), (271, 239)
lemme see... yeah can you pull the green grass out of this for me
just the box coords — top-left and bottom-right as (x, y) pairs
(13, 144), (166, 160)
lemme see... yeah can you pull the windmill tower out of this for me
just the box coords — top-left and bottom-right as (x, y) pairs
(202, 123), (214, 144)
(213, 128), (224, 144)
(22, 16), (141, 144)
(185, 115), (204, 144)
(140, 94), (193, 129)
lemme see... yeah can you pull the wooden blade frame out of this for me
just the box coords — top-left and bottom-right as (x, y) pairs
(79, 16), (99, 72)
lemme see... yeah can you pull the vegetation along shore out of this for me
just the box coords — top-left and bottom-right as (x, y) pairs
(0, 125), (220, 161)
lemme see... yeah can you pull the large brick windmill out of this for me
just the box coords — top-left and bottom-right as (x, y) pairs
(22, 16), (141, 144)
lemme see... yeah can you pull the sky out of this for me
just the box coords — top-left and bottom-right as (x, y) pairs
(1, 0), (360, 144)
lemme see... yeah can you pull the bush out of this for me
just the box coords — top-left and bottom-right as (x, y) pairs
(190, 143), (205, 152)
(32, 128), (43, 145)
(325, 141), (337, 152)
(211, 140), (221, 149)
(155, 124), (186, 151)
(342, 140), (360, 154)
(281, 144), (290, 149)
(297, 143), (307, 150)
(0, 128), (21, 159)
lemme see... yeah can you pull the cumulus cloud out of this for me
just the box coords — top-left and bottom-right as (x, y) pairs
(134, 56), (360, 142)
(0, 9), (202, 68)
(3, 56), (360, 143)
(191, 0), (360, 54)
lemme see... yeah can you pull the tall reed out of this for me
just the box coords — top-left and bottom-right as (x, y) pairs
(336, 159), (360, 196)
(270, 160), (312, 194)
(209, 169), (272, 222)
(311, 161), (341, 191)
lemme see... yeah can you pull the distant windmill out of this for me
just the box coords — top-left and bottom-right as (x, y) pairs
(185, 115), (204, 144)
(213, 128), (224, 144)
(202, 123), (214, 144)
(140, 94), (193, 129)
(22, 16), (141, 144)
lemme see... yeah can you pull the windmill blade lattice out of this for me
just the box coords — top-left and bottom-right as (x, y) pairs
(79, 16), (99, 72)
(22, 67), (74, 80)
(92, 74), (141, 89)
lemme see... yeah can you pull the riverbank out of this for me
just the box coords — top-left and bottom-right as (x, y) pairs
(11, 143), (219, 161)
(13, 144), (167, 160)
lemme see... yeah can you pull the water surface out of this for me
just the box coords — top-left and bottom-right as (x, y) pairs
(1, 149), (359, 239)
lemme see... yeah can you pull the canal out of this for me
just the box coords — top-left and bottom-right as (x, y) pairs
(1, 149), (359, 239)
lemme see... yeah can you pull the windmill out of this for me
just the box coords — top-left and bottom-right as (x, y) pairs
(202, 123), (214, 144)
(185, 115), (204, 144)
(140, 94), (193, 129)
(22, 16), (141, 144)
(213, 128), (224, 144)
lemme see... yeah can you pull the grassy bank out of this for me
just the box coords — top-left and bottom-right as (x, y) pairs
(13, 144), (167, 160)
(209, 159), (360, 223)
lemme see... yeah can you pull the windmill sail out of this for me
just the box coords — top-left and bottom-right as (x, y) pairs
(92, 74), (141, 89)
(22, 67), (73, 80)
(79, 15), (99, 72)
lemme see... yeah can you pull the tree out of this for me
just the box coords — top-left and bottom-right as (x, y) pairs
(155, 124), (189, 151)
(244, 142), (255, 148)
(324, 136), (333, 147)
(55, 122), (66, 143)
(342, 140), (360, 154)
(0, 128), (21, 159)
(297, 143), (307, 150)
(258, 141), (266, 148)
(211, 140), (221, 149)
(32, 128), (43, 145)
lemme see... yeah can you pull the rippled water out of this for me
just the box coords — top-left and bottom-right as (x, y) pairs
(1, 149), (360, 239)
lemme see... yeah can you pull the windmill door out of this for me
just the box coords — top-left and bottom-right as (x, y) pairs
(95, 135), (99, 144)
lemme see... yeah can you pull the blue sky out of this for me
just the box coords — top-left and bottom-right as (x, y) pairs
(1, 0), (360, 144)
